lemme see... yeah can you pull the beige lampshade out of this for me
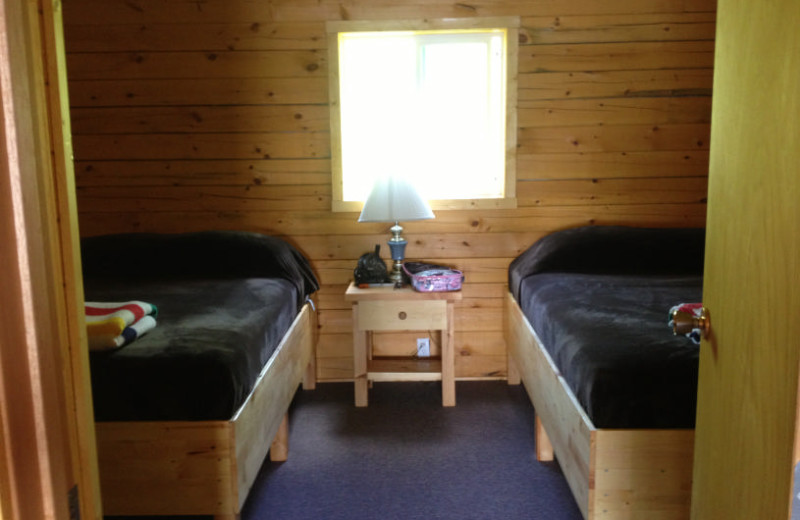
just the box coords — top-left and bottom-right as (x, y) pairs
(358, 176), (434, 223)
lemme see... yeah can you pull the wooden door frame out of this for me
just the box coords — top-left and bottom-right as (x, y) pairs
(0, 0), (100, 518)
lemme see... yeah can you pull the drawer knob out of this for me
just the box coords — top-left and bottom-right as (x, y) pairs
(398, 311), (407, 320)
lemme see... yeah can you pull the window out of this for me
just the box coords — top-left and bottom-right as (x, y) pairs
(328, 18), (519, 211)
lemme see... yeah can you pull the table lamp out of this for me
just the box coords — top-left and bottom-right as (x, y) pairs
(358, 176), (434, 285)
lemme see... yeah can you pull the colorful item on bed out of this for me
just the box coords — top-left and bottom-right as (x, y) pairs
(86, 301), (158, 350)
(668, 302), (704, 345)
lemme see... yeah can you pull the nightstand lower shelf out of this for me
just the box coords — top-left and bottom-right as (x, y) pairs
(368, 358), (443, 382)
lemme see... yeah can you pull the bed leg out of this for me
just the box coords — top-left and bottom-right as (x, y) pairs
(303, 354), (316, 390)
(535, 416), (554, 461)
(507, 354), (521, 385)
(304, 303), (318, 390)
(269, 413), (289, 462)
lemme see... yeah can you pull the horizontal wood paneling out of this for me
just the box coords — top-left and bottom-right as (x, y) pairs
(65, 22), (327, 52)
(519, 98), (712, 127)
(64, 0), (716, 25)
(68, 78), (328, 107)
(519, 41), (714, 73)
(82, 97), (706, 135)
(74, 159), (331, 187)
(518, 123), (710, 154)
(75, 177), (705, 214)
(74, 152), (708, 186)
(520, 13), (716, 44)
(517, 151), (709, 179)
(73, 204), (708, 238)
(516, 177), (708, 207)
(66, 14), (716, 53)
(519, 69), (713, 101)
(73, 133), (328, 160)
(70, 105), (330, 134)
(65, 50), (327, 80)
(76, 185), (332, 212)
(64, 0), (714, 382)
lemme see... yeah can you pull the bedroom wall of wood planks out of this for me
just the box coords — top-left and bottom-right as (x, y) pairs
(62, 0), (714, 382)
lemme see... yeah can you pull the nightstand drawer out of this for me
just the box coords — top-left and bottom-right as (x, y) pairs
(356, 300), (447, 331)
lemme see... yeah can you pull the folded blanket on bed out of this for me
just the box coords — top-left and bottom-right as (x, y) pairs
(86, 301), (158, 350)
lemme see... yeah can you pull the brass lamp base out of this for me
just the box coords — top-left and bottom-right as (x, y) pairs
(388, 259), (404, 286)
(387, 222), (407, 287)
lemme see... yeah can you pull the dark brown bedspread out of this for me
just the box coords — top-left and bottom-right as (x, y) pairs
(509, 226), (704, 429)
(82, 231), (318, 421)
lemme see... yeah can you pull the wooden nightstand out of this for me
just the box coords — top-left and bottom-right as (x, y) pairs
(344, 281), (462, 407)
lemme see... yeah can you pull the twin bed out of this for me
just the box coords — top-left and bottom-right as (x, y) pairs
(81, 231), (319, 519)
(505, 226), (704, 519)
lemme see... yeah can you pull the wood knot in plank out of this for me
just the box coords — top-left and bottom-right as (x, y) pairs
(124, 1), (144, 13)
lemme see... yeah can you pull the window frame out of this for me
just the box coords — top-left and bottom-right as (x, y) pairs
(327, 17), (519, 212)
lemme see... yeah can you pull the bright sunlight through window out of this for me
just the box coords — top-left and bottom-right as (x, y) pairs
(328, 19), (519, 211)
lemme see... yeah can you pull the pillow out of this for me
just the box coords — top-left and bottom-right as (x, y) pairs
(81, 230), (319, 309)
(508, 226), (705, 300)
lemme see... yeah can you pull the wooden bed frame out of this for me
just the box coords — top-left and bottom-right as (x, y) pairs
(94, 302), (317, 520)
(505, 293), (695, 520)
